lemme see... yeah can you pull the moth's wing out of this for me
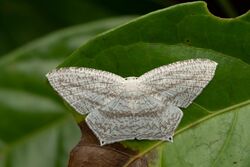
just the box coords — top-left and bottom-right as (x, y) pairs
(86, 95), (135, 145)
(137, 59), (217, 108)
(86, 94), (179, 145)
(134, 96), (183, 142)
(158, 105), (183, 142)
(46, 67), (125, 115)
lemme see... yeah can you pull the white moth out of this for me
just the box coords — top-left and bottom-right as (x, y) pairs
(46, 59), (217, 146)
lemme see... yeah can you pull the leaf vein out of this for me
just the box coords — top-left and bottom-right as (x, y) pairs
(210, 111), (238, 167)
(123, 100), (249, 167)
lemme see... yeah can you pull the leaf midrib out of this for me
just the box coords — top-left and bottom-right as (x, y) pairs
(123, 100), (250, 167)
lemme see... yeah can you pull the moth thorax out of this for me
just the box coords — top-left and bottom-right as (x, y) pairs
(123, 77), (140, 96)
(125, 77), (137, 80)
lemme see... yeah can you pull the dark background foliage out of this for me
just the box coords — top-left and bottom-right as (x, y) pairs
(0, 1), (249, 167)
(0, 0), (249, 56)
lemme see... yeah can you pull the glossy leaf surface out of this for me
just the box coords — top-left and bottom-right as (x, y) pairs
(59, 2), (250, 166)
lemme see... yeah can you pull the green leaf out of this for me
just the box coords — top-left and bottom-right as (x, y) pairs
(0, 0), (115, 56)
(61, 2), (250, 67)
(59, 2), (250, 166)
(0, 0), (159, 56)
(0, 17), (133, 167)
(150, 102), (250, 167)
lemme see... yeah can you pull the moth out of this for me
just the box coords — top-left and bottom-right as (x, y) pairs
(46, 59), (217, 145)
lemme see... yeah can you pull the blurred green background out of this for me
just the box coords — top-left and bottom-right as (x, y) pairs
(0, 0), (249, 167)
(0, 0), (249, 56)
